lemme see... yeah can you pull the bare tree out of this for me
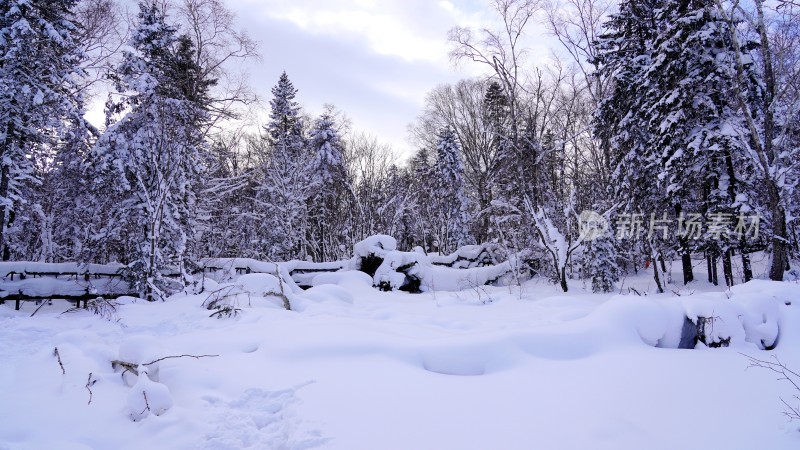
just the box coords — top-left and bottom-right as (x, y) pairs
(714, 0), (799, 281)
(344, 132), (399, 240)
(409, 79), (501, 241)
(75, 0), (129, 98)
(544, 0), (613, 103)
(177, 0), (260, 130)
(448, 0), (541, 143)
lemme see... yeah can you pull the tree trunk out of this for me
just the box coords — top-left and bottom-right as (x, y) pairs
(741, 248), (753, 282)
(653, 257), (664, 293)
(768, 186), (788, 282)
(681, 251), (693, 284)
(147, 219), (157, 302)
(650, 242), (664, 293)
(755, 0), (786, 282)
(711, 255), (719, 286)
(723, 250), (734, 287)
(559, 265), (568, 292)
(676, 204), (693, 284)
(706, 253), (713, 283)
(0, 164), (9, 261)
(0, 124), (14, 261)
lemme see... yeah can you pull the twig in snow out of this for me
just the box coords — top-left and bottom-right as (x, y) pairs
(30, 300), (50, 317)
(143, 354), (219, 366)
(140, 391), (151, 415)
(112, 354), (219, 377)
(54, 347), (65, 375)
(741, 353), (800, 422)
(86, 373), (96, 405)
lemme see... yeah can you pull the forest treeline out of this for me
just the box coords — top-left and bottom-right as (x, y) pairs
(0, 0), (798, 298)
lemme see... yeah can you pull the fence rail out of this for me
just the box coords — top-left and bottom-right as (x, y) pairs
(1, 259), (349, 311)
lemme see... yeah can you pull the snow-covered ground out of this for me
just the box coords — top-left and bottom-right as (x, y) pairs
(1, 262), (799, 449)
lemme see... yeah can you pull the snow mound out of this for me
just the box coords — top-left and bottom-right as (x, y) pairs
(127, 365), (173, 421)
(119, 336), (162, 385)
(237, 273), (285, 297)
(353, 235), (397, 259)
(588, 292), (784, 350)
(310, 270), (373, 288)
(301, 285), (354, 304)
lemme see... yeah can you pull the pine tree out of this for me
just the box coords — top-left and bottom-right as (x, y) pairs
(643, 0), (756, 286)
(267, 72), (305, 158)
(90, 1), (210, 299)
(406, 147), (436, 250)
(597, 0), (762, 288)
(432, 127), (472, 254)
(595, 0), (671, 291)
(307, 112), (351, 261)
(585, 231), (620, 293)
(258, 72), (312, 260)
(481, 81), (510, 241)
(0, 0), (87, 260)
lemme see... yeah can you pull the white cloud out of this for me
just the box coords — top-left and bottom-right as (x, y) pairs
(239, 0), (468, 65)
(439, 1), (456, 12)
(222, 0), (549, 156)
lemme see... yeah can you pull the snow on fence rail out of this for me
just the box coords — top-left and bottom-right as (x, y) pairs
(198, 258), (347, 290)
(0, 259), (350, 310)
(1, 237), (530, 311)
(0, 262), (134, 310)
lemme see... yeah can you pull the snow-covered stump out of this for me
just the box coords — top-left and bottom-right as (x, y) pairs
(664, 295), (782, 350)
(352, 235), (396, 279)
(676, 315), (734, 349)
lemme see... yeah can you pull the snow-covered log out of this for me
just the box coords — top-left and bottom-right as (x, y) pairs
(429, 244), (502, 269)
(352, 235), (532, 293)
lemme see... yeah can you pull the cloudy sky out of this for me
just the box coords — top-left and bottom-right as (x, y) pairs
(87, 0), (554, 158)
(223, 0), (550, 157)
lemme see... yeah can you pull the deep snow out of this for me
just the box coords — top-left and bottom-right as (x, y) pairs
(1, 260), (799, 450)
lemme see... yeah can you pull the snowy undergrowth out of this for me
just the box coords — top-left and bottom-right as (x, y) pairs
(1, 274), (799, 449)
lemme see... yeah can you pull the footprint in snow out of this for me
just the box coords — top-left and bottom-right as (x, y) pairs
(202, 383), (328, 450)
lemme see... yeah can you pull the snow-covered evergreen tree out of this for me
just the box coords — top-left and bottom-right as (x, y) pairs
(596, 0), (762, 288)
(432, 127), (472, 254)
(307, 112), (352, 261)
(644, 0), (756, 286)
(406, 147), (437, 250)
(257, 72), (312, 260)
(90, 1), (210, 299)
(0, 0), (87, 260)
(595, 0), (672, 291)
(584, 231), (620, 293)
